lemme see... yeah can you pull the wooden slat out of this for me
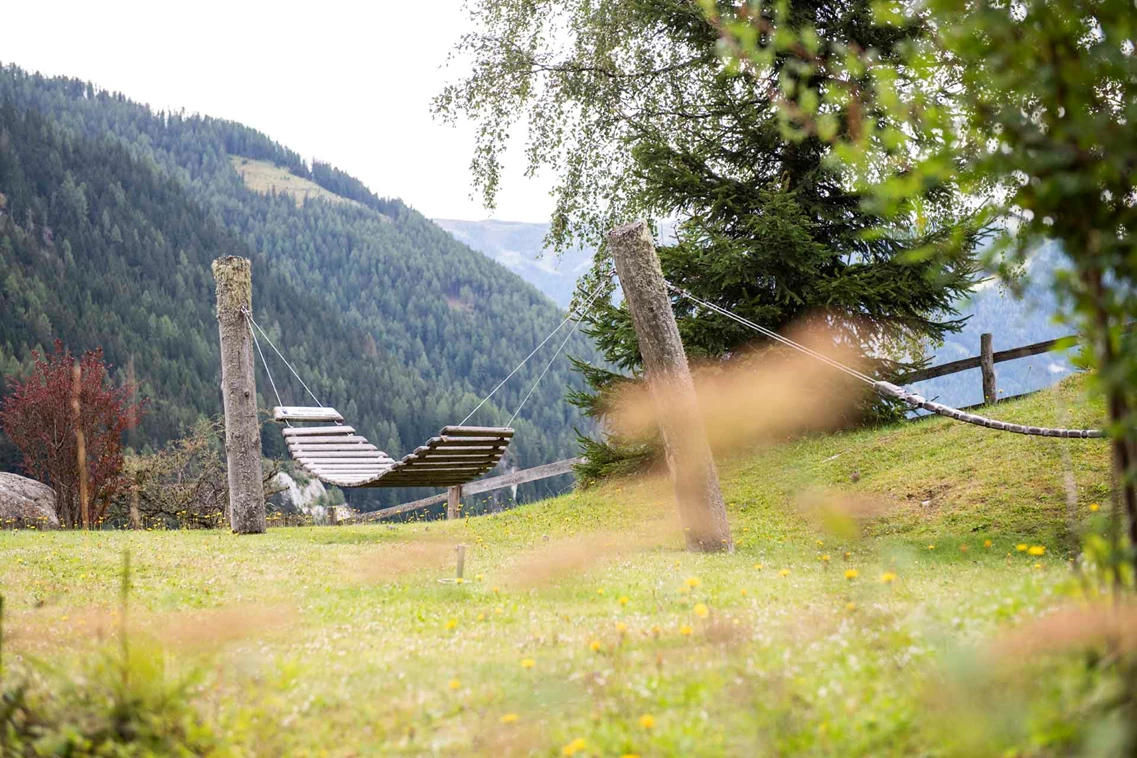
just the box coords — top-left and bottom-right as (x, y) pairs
(405, 455), (499, 464)
(287, 435), (371, 446)
(433, 436), (511, 446)
(274, 406), (343, 423)
(283, 425), (354, 436)
(439, 426), (515, 438)
(289, 444), (382, 453)
(293, 451), (390, 459)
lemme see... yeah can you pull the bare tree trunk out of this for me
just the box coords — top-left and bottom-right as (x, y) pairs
(212, 256), (266, 535)
(608, 221), (733, 552)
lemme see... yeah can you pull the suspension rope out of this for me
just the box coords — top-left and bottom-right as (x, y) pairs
(245, 312), (290, 427)
(667, 284), (877, 385)
(507, 285), (606, 427)
(242, 308), (324, 408)
(667, 284), (1104, 439)
(460, 283), (606, 426)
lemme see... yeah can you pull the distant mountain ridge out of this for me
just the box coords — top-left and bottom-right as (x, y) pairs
(0, 64), (597, 509)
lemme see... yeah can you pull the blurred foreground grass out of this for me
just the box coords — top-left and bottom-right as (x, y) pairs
(1, 376), (1122, 755)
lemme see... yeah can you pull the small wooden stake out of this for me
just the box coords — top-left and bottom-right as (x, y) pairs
(455, 544), (466, 580)
(212, 256), (266, 534)
(447, 484), (462, 520)
(980, 332), (997, 405)
(608, 221), (732, 552)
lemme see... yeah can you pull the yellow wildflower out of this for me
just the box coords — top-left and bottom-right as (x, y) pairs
(1028, 545), (1046, 556)
(448, 679), (461, 690)
(880, 571), (897, 584)
(846, 602), (856, 611)
(1090, 503), (1100, 512)
(589, 639), (603, 652)
(521, 658), (535, 669)
(694, 603), (709, 619)
(685, 577), (702, 588)
(639, 714), (656, 729)
(740, 588), (748, 597)
(844, 569), (859, 580)
(596, 588), (606, 596)
(616, 622), (628, 633)
(500, 713), (519, 724)
(778, 568), (791, 577)
(679, 624), (693, 636)
(1016, 543), (1028, 552)
(562, 738), (588, 756)
(984, 539), (993, 548)
(445, 618), (458, 630)
(820, 554), (831, 563)
(927, 544), (936, 550)
(618, 595), (629, 606)
(753, 563), (763, 570)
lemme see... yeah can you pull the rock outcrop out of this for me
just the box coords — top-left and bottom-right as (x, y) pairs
(0, 472), (59, 529)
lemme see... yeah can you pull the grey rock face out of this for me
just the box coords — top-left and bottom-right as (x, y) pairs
(0, 472), (59, 529)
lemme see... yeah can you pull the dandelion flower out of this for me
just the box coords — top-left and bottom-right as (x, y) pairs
(984, 539), (993, 548)
(927, 544), (936, 550)
(816, 539), (824, 547)
(589, 639), (603, 652)
(753, 563), (763, 570)
(694, 603), (709, 618)
(456, 577), (465, 585)
(685, 577), (702, 588)
(618, 596), (629, 606)
(639, 714), (656, 729)
(616, 622), (629, 633)
(1090, 503), (1100, 512)
(1028, 545), (1046, 556)
(846, 602), (856, 611)
(844, 569), (858, 580)
(596, 588), (606, 596)
(1016, 543), (1028, 552)
(1034, 563), (1043, 569)
(445, 618), (458, 630)
(448, 679), (461, 690)
(740, 588), (748, 597)
(679, 624), (693, 636)
(820, 554), (831, 563)
(500, 713), (519, 724)
(495, 606), (504, 615)
(476, 573), (484, 581)
(562, 738), (588, 756)
(880, 571), (897, 584)
(779, 568), (791, 577)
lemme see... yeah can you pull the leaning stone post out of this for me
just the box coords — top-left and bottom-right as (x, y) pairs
(212, 256), (266, 534)
(608, 221), (732, 552)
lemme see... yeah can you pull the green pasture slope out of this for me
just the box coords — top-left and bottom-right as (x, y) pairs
(0, 376), (1120, 755)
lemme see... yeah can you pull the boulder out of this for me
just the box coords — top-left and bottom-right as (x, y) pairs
(0, 472), (59, 529)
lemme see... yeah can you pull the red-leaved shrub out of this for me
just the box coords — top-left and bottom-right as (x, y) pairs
(0, 341), (144, 528)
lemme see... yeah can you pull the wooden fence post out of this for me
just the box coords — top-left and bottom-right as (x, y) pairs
(447, 485), (463, 520)
(980, 332), (997, 405)
(212, 256), (266, 534)
(608, 221), (733, 553)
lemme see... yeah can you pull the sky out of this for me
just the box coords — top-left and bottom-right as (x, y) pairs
(1, 0), (554, 223)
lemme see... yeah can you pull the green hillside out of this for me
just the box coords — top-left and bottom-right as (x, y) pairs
(0, 377), (1117, 755)
(0, 64), (597, 508)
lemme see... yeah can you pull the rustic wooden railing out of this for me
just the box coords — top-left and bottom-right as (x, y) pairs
(896, 331), (1079, 405)
(346, 457), (583, 523)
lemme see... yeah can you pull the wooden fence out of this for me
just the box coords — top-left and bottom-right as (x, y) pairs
(896, 331), (1078, 405)
(347, 457), (583, 523)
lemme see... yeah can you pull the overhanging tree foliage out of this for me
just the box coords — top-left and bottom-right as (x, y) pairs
(438, 0), (982, 475)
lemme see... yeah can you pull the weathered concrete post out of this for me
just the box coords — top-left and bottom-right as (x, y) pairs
(980, 332), (997, 405)
(212, 256), (266, 534)
(447, 484), (462, 520)
(608, 221), (733, 552)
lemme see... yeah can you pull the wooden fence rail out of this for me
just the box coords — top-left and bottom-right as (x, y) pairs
(897, 333), (1076, 385)
(348, 457), (584, 523)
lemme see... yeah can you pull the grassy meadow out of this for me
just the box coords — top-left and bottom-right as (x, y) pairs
(1, 376), (1125, 756)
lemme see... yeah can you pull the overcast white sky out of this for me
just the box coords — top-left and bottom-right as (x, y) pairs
(2, 0), (553, 222)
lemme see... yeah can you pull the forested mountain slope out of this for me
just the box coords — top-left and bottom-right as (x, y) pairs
(0, 64), (596, 508)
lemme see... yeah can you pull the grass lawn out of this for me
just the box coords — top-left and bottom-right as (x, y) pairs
(1, 376), (1124, 756)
